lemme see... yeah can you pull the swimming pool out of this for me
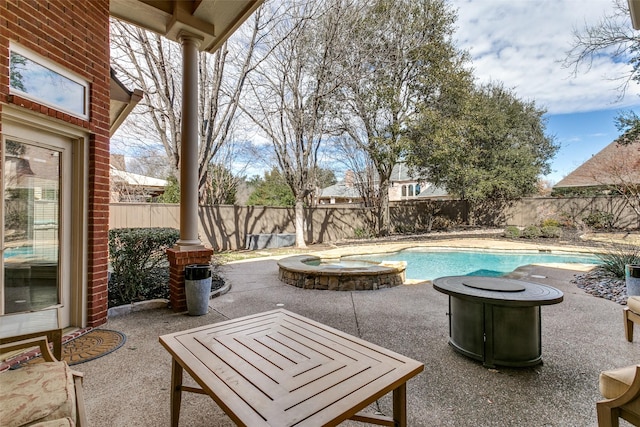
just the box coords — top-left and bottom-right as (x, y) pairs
(345, 248), (599, 281)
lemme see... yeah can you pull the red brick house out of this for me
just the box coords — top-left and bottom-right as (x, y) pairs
(1, 0), (261, 330)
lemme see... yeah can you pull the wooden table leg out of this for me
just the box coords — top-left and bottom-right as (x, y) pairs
(171, 359), (183, 427)
(392, 382), (407, 427)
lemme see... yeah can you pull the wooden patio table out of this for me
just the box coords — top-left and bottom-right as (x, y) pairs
(159, 309), (424, 426)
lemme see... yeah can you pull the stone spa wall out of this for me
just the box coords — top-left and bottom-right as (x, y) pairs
(277, 255), (406, 291)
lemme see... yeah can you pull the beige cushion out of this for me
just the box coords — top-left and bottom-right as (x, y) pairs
(0, 361), (76, 427)
(628, 296), (640, 314)
(600, 365), (640, 399)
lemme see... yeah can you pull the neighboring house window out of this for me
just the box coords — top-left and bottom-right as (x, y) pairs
(408, 185), (414, 197)
(402, 185), (407, 197)
(41, 188), (59, 201)
(9, 43), (89, 120)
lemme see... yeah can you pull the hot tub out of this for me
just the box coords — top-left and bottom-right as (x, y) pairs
(277, 255), (406, 291)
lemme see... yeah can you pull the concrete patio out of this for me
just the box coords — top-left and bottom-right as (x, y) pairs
(79, 242), (637, 426)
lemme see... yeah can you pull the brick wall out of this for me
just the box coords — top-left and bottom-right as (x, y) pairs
(0, 0), (111, 326)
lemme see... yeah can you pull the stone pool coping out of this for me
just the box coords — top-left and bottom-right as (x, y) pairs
(229, 238), (601, 263)
(277, 254), (406, 291)
(312, 238), (601, 259)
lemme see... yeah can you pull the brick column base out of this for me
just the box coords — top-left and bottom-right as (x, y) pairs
(166, 247), (214, 312)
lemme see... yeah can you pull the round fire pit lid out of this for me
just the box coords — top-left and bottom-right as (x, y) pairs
(462, 277), (525, 292)
(433, 276), (564, 306)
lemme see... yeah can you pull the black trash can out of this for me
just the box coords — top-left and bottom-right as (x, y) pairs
(184, 264), (212, 316)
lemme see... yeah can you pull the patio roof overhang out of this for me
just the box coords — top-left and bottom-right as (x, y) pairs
(109, 0), (263, 52)
(629, 0), (640, 29)
(109, 69), (143, 136)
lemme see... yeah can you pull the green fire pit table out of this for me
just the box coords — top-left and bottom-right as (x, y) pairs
(433, 276), (563, 368)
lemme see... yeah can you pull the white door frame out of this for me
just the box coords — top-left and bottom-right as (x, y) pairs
(1, 106), (88, 328)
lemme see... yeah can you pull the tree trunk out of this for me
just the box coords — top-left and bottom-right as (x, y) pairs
(294, 199), (307, 248)
(378, 179), (390, 236)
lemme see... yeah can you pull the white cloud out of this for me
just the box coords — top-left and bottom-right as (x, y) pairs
(450, 0), (640, 114)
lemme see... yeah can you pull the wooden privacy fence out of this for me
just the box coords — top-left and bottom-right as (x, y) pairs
(109, 196), (639, 251)
(109, 204), (374, 251)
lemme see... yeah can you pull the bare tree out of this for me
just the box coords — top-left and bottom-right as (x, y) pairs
(243, 0), (345, 248)
(330, 135), (379, 230)
(125, 148), (173, 179)
(564, 0), (639, 97)
(563, 0), (640, 143)
(110, 5), (276, 200)
(201, 137), (256, 205)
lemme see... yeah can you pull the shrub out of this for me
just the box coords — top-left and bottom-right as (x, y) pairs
(583, 211), (614, 230)
(432, 216), (455, 231)
(522, 225), (542, 239)
(540, 225), (562, 238)
(558, 212), (578, 229)
(108, 227), (180, 307)
(394, 223), (415, 234)
(503, 226), (521, 238)
(353, 227), (373, 239)
(597, 245), (640, 279)
(540, 218), (560, 228)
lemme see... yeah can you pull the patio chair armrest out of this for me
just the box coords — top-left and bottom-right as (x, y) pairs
(597, 365), (640, 427)
(0, 332), (59, 362)
(72, 370), (87, 427)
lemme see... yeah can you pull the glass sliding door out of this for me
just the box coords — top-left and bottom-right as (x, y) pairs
(2, 139), (65, 314)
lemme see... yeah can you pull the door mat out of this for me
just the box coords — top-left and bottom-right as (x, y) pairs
(24, 329), (126, 366)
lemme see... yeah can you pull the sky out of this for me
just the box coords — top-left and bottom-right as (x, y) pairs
(450, 0), (640, 184)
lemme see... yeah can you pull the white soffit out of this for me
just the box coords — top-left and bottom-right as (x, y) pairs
(109, 0), (263, 52)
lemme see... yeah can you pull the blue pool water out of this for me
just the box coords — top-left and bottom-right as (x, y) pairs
(345, 249), (599, 281)
(4, 246), (58, 261)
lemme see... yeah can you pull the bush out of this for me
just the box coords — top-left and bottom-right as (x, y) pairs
(432, 216), (455, 231)
(353, 227), (373, 239)
(108, 227), (180, 307)
(540, 218), (560, 228)
(540, 225), (562, 238)
(558, 212), (578, 229)
(522, 225), (542, 239)
(394, 224), (415, 234)
(597, 245), (640, 279)
(583, 211), (614, 230)
(503, 226), (520, 238)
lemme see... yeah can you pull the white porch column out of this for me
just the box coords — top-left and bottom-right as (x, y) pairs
(177, 31), (204, 248)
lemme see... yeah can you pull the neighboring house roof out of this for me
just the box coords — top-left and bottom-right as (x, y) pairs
(417, 185), (449, 199)
(554, 140), (640, 188)
(318, 183), (361, 199)
(390, 162), (421, 182)
(110, 165), (168, 188)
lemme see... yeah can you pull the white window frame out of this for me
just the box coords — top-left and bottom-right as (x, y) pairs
(9, 42), (90, 121)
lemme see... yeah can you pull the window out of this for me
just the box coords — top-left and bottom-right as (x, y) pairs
(9, 43), (89, 120)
